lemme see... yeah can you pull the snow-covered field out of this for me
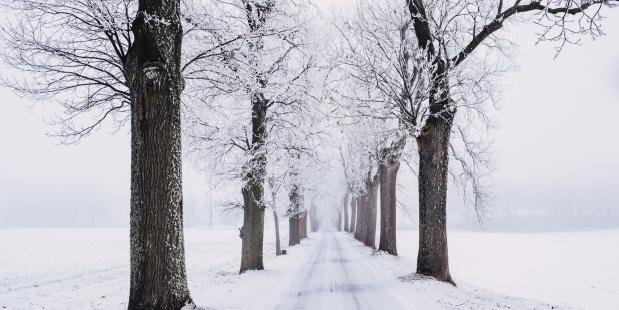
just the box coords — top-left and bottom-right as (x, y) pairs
(401, 230), (619, 310)
(0, 228), (617, 309)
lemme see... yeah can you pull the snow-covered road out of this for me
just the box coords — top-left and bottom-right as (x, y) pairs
(265, 231), (410, 310)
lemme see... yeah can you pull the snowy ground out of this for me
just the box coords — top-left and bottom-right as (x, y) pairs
(0, 228), (617, 309)
(399, 230), (619, 310)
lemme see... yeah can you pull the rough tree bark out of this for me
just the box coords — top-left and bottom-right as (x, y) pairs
(378, 159), (400, 255)
(273, 208), (282, 256)
(407, 0), (455, 285)
(300, 209), (308, 239)
(354, 195), (365, 241)
(127, 0), (193, 308)
(343, 191), (350, 232)
(288, 183), (301, 246)
(350, 195), (357, 234)
(353, 195), (361, 240)
(415, 59), (455, 284)
(364, 174), (379, 249)
(288, 215), (300, 245)
(239, 94), (268, 273)
(268, 177), (282, 256)
(415, 112), (454, 284)
(378, 138), (406, 255)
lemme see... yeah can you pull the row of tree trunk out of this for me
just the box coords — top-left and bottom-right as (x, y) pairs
(343, 148), (402, 256)
(288, 210), (308, 245)
(342, 129), (453, 284)
(349, 171), (380, 248)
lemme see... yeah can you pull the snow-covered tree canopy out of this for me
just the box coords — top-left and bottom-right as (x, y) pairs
(1, 0), (615, 217)
(184, 0), (324, 186)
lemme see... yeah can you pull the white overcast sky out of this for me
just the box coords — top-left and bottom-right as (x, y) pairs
(0, 5), (617, 228)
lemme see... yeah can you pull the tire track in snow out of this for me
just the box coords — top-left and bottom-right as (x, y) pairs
(271, 231), (408, 310)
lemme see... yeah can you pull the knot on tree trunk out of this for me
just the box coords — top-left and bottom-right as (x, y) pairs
(137, 62), (167, 121)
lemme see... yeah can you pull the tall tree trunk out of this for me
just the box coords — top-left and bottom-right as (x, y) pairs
(309, 202), (315, 232)
(241, 185), (264, 272)
(239, 94), (267, 273)
(378, 159), (400, 255)
(416, 121), (453, 283)
(268, 177), (281, 256)
(343, 191), (350, 232)
(407, 0), (455, 285)
(415, 59), (455, 285)
(289, 214), (300, 246)
(378, 138), (405, 255)
(364, 175), (379, 249)
(300, 209), (308, 239)
(354, 195), (365, 241)
(273, 209), (282, 256)
(288, 183), (301, 246)
(127, 0), (193, 308)
(353, 195), (361, 240)
(350, 196), (357, 234)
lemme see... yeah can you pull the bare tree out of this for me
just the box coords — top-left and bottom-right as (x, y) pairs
(183, 0), (318, 272)
(336, 126), (381, 248)
(0, 0), (135, 141)
(0, 0), (236, 142)
(328, 0), (435, 253)
(0, 0), (214, 307)
(331, 0), (432, 255)
(404, 0), (617, 284)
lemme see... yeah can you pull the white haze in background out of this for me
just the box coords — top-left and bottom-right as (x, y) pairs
(0, 4), (617, 230)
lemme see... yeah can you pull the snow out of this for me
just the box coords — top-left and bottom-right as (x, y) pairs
(408, 230), (619, 310)
(1, 228), (617, 309)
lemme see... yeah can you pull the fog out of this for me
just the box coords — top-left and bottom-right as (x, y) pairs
(0, 9), (617, 231)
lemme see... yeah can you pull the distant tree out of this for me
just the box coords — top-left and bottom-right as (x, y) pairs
(331, 0), (429, 255)
(338, 145), (359, 234)
(361, 163), (380, 248)
(335, 125), (380, 248)
(341, 190), (350, 232)
(287, 150), (304, 246)
(309, 200), (320, 232)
